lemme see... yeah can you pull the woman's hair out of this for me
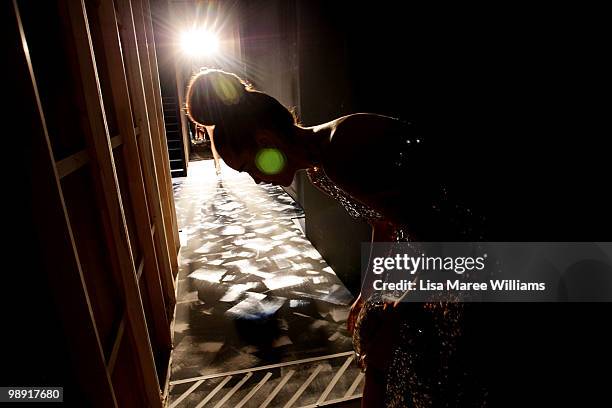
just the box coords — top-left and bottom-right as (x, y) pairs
(185, 68), (296, 154)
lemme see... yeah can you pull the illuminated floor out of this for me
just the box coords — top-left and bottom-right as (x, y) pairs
(168, 160), (362, 407)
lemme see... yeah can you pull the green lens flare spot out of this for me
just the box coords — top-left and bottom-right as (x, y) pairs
(212, 76), (240, 105)
(255, 148), (286, 175)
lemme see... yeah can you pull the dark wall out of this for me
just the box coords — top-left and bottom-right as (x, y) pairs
(293, 1), (368, 294)
(240, 0), (300, 111)
(339, 3), (610, 241)
(294, 1), (352, 123)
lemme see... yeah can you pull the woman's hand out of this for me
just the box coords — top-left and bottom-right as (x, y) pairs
(347, 293), (364, 334)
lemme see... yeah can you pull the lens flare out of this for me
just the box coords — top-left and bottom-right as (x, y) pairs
(255, 148), (286, 175)
(212, 75), (240, 104)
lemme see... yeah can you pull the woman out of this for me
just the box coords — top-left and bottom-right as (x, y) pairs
(185, 68), (487, 407)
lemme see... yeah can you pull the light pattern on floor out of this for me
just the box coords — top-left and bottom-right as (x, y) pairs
(169, 160), (362, 407)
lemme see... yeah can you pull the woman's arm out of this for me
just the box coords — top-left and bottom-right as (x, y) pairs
(347, 219), (396, 333)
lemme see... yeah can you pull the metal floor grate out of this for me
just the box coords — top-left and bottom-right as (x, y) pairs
(167, 352), (363, 408)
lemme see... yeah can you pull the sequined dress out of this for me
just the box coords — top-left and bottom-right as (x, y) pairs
(306, 166), (487, 408)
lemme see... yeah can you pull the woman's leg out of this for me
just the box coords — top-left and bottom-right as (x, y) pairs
(209, 129), (222, 174)
(348, 220), (395, 333)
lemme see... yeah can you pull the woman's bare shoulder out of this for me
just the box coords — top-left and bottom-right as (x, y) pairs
(324, 113), (409, 161)
(330, 113), (408, 146)
(322, 113), (411, 183)
(332, 112), (404, 128)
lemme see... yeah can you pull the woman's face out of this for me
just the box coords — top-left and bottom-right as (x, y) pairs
(217, 138), (298, 187)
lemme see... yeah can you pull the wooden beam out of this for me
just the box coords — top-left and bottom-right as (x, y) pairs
(136, 0), (180, 274)
(107, 317), (126, 374)
(55, 133), (122, 179)
(194, 376), (233, 408)
(259, 370), (295, 408)
(137, 257), (145, 280)
(316, 355), (354, 404)
(344, 372), (365, 398)
(170, 352), (355, 385)
(235, 372), (273, 408)
(212, 373), (253, 408)
(283, 365), (323, 408)
(143, 0), (181, 258)
(55, 134), (121, 179)
(301, 395), (362, 408)
(110, 134), (123, 149)
(13, 1), (117, 405)
(64, 1), (161, 406)
(56, 149), (90, 178)
(162, 353), (174, 406)
(96, 0), (172, 358)
(115, 0), (176, 316)
(168, 380), (204, 408)
(108, 256), (146, 377)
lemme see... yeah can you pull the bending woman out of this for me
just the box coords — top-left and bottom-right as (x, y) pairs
(185, 68), (487, 407)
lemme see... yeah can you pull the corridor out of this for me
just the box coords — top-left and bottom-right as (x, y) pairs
(167, 160), (363, 407)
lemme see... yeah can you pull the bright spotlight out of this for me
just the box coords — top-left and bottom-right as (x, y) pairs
(180, 29), (219, 57)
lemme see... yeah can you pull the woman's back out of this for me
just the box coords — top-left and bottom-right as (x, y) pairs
(321, 113), (479, 237)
